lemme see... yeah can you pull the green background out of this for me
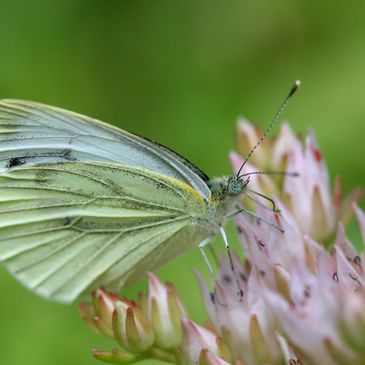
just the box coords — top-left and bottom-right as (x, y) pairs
(0, 1), (364, 364)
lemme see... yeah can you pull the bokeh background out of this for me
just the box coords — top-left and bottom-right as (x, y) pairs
(1, 1), (365, 364)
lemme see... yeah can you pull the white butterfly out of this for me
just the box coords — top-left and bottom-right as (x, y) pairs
(0, 82), (299, 303)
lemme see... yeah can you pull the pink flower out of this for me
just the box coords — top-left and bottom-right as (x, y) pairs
(180, 318), (231, 365)
(236, 118), (271, 169)
(261, 207), (365, 364)
(147, 272), (187, 349)
(232, 120), (362, 242)
(112, 299), (154, 353)
(79, 288), (118, 337)
(270, 122), (297, 170)
(196, 255), (282, 365)
(80, 276), (186, 363)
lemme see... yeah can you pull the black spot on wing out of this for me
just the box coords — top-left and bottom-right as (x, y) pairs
(4, 149), (78, 169)
(6, 157), (26, 168)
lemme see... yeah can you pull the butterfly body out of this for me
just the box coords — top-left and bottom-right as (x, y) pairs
(0, 99), (248, 303)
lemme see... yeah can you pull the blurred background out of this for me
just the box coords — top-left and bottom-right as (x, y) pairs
(1, 1), (365, 364)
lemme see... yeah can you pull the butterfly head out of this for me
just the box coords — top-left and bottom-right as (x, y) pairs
(207, 175), (249, 201)
(227, 175), (249, 196)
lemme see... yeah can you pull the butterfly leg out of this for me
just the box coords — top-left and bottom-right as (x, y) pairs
(198, 237), (225, 306)
(198, 237), (215, 287)
(225, 206), (284, 233)
(219, 226), (244, 300)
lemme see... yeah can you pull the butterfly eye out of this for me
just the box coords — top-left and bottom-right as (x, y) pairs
(227, 179), (244, 196)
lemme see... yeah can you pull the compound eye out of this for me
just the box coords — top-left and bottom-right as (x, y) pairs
(228, 181), (242, 195)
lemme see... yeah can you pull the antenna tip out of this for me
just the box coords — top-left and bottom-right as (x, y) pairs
(288, 80), (301, 98)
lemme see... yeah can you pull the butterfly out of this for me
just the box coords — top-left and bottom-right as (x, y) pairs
(0, 81), (299, 303)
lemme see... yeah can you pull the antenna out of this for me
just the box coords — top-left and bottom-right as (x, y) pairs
(236, 80), (301, 176)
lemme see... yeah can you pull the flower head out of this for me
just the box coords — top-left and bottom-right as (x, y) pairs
(80, 274), (186, 364)
(231, 119), (362, 242)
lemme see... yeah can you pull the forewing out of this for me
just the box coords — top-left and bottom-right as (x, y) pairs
(0, 99), (211, 199)
(0, 162), (200, 303)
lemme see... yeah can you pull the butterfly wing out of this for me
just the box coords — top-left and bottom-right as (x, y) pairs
(0, 162), (209, 303)
(0, 99), (211, 199)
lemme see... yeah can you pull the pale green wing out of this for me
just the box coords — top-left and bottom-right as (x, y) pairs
(0, 162), (208, 303)
(0, 99), (211, 200)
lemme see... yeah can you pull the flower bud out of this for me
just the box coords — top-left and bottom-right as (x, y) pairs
(270, 122), (296, 170)
(93, 288), (118, 337)
(79, 288), (117, 337)
(283, 133), (330, 241)
(112, 299), (155, 353)
(181, 317), (232, 365)
(147, 272), (187, 349)
(199, 348), (233, 365)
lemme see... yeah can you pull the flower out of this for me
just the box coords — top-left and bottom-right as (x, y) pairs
(112, 299), (154, 353)
(231, 119), (362, 242)
(262, 223), (365, 365)
(80, 273), (186, 363)
(236, 118), (271, 169)
(196, 259), (283, 365)
(79, 287), (118, 337)
(194, 204), (365, 365)
(147, 272), (187, 349)
(179, 318), (232, 365)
